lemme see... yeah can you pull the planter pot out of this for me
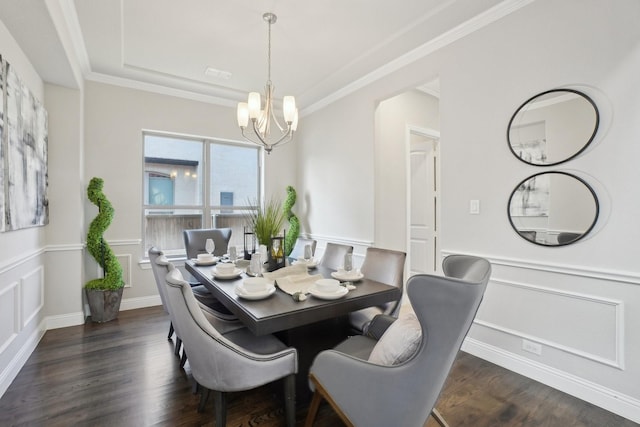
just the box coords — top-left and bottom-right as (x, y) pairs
(86, 288), (123, 323)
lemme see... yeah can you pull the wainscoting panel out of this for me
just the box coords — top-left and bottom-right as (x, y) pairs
(0, 281), (19, 354)
(477, 279), (622, 368)
(20, 267), (44, 330)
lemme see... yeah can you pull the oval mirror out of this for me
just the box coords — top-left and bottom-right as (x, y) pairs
(507, 89), (599, 166)
(508, 172), (599, 246)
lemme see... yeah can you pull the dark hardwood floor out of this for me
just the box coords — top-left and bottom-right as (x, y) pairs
(0, 306), (636, 427)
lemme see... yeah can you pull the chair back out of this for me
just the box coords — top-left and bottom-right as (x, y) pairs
(149, 246), (169, 313)
(319, 243), (353, 270)
(289, 238), (317, 260)
(163, 266), (297, 392)
(360, 247), (406, 316)
(314, 255), (490, 427)
(393, 255), (490, 426)
(183, 228), (232, 258)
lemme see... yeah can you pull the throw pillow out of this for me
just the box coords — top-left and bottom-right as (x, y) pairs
(368, 313), (422, 365)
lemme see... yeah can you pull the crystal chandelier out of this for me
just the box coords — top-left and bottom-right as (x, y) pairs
(237, 12), (298, 154)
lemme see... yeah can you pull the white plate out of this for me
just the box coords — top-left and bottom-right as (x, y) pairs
(292, 259), (318, 269)
(192, 257), (219, 266)
(331, 271), (364, 282)
(212, 267), (243, 279)
(235, 284), (276, 300)
(308, 285), (349, 300)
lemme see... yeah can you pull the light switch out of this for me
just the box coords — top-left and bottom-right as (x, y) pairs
(470, 200), (480, 214)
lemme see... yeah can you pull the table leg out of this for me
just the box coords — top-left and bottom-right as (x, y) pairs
(275, 316), (350, 404)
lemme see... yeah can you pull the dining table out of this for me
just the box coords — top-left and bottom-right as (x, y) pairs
(185, 258), (401, 402)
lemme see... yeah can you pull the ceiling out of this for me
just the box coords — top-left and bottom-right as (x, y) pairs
(0, 0), (518, 111)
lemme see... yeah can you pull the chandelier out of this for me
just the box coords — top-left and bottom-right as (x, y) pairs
(237, 12), (298, 154)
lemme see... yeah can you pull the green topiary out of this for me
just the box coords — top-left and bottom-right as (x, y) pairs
(85, 177), (124, 290)
(283, 186), (299, 256)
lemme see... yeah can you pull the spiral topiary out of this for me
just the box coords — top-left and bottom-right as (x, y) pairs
(85, 177), (124, 290)
(283, 185), (299, 256)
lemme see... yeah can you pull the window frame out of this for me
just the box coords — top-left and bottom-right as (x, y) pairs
(142, 131), (263, 260)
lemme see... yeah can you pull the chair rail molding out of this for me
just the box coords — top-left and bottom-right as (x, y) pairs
(441, 250), (640, 285)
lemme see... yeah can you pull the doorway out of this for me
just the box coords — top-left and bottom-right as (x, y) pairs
(407, 126), (440, 275)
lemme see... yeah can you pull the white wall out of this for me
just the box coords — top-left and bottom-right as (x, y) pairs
(299, 0), (640, 421)
(0, 18), (49, 397)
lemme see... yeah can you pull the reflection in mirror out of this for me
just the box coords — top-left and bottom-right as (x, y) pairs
(508, 172), (599, 246)
(508, 89), (599, 166)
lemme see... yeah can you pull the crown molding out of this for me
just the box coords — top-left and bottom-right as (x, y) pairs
(85, 71), (237, 107)
(301, 0), (535, 116)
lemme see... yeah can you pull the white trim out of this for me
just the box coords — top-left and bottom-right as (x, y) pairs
(480, 278), (625, 369)
(86, 71), (237, 108)
(46, 312), (86, 330)
(462, 338), (640, 424)
(21, 267), (45, 330)
(302, 0), (535, 116)
(44, 243), (84, 252)
(119, 295), (162, 311)
(441, 249), (640, 285)
(0, 318), (47, 398)
(405, 126), (441, 276)
(0, 249), (45, 275)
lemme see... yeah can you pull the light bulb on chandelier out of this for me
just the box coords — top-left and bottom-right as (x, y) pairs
(237, 12), (298, 154)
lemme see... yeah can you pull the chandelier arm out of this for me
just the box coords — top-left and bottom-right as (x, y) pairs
(242, 126), (268, 148)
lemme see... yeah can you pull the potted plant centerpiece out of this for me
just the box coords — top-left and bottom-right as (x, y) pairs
(84, 177), (124, 322)
(246, 197), (286, 271)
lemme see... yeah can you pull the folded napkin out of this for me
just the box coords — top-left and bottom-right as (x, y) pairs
(274, 273), (324, 296)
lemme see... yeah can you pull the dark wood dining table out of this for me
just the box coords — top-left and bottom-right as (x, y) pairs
(185, 260), (401, 401)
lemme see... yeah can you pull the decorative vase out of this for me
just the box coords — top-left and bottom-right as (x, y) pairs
(86, 288), (124, 323)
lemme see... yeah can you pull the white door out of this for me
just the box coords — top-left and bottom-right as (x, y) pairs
(408, 129), (439, 275)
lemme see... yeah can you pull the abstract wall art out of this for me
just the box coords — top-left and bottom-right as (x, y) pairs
(0, 55), (49, 232)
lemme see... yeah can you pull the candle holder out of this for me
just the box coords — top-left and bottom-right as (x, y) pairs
(267, 231), (286, 271)
(243, 227), (256, 260)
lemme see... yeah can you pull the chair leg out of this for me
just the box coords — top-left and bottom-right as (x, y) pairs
(304, 390), (323, 427)
(198, 388), (210, 413)
(214, 390), (226, 427)
(283, 374), (296, 427)
(180, 349), (188, 368)
(167, 322), (174, 339)
(175, 337), (182, 357)
(306, 374), (355, 427)
(431, 408), (450, 427)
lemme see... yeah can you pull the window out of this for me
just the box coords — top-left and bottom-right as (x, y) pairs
(143, 133), (260, 258)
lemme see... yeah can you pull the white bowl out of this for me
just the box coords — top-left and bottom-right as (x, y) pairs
(216, 263), (236, 274)
(243, 277), (270, 293)
(315, 278), (340, 293)
(197, 253), (215, 262)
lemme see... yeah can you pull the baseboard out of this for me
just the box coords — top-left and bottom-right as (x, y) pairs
(462, 337), (640, 424)
(47, 311), (86, 330)
(0, 318), (47, 398)
(119, 295), (162, 311)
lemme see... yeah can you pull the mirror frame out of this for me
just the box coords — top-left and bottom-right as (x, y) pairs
(507, 89), (599, 166)
(507, 171), (599, 247)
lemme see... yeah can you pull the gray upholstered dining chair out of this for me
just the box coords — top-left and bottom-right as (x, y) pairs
(148, 247), (243, 366)
(304, 254), (491, 427)
(289, 237), (317, 260)
(183, 228), (233, 258)
(348, 247), (406, 334)
(163, 265), (298, 427)
(318, 242), (353, 271)
(182, 228), (237, 320)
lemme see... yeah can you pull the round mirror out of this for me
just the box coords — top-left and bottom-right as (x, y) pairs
(508, 89), (599, 166)
(508, 172), (599, 246)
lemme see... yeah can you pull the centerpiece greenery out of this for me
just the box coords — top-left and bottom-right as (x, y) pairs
(246, 197), (286, 247)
